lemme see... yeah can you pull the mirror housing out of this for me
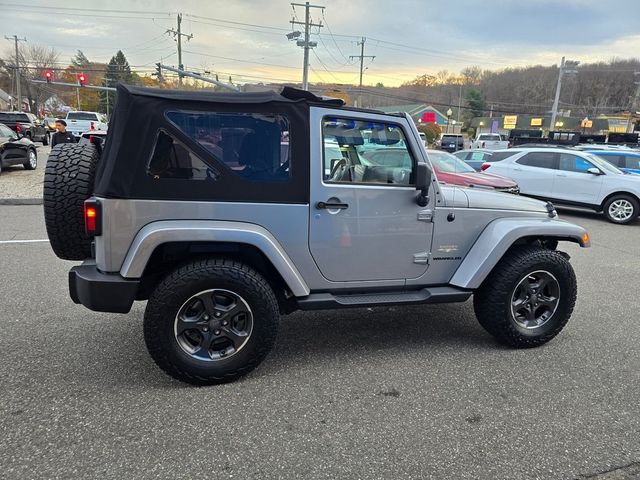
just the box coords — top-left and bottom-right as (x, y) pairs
(587, 167), (602, 175)
(415, 162), (432, 207)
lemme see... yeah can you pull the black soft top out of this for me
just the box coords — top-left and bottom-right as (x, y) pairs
(115, 84), (346, 107)
(95, 84), (351, 203)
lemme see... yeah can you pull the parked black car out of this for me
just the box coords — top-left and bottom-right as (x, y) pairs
(0, 122), (38, 175)
(0, 111), (49, 145)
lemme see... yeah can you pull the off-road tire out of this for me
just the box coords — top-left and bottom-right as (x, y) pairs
(473, 246), (577, 348)
(43, 143), (99, 260)
(602, 194), (638, 225)
(144, 258), (280, 385)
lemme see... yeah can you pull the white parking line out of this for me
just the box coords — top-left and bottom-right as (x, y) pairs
(0, 239), (49, 244)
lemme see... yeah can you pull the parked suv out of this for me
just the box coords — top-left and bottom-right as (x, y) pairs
(43, 86), (589, 385)
(0, 111), (49, 145)
(482, 147), (640, 224)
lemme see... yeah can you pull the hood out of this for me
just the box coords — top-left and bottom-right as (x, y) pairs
(463, 187), (548, 212)
(455, 171), (517, 188)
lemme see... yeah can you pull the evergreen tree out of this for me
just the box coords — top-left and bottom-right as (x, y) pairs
(465, 89), (486, 117)
(99, 50), (133, 114)
(71, 50), (91, 67)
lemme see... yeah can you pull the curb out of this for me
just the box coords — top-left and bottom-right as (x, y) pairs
(0, 198), (43, 206)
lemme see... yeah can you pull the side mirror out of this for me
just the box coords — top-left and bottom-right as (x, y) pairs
(587, 167), (602, 175)
(415, 162), (432, 207)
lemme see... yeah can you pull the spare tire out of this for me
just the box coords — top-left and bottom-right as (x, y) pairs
(43, 143), (100, 260)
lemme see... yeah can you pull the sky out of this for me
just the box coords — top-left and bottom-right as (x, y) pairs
(2, 0), (640, 87)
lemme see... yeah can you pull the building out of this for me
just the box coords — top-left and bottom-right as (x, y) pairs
(376, 103), (461, 133)
(469, 115), (612, 135)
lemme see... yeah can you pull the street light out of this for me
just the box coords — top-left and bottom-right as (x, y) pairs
(447, 108), (453, 133)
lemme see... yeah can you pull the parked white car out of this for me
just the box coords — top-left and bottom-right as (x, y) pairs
(65, 111), (108, 140)
(472, 133), (509, 150)
(481, 147), (640, 224)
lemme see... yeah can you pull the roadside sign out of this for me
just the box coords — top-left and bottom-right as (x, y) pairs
(504, 115), (518, 129)
(531, 118), (543, 127)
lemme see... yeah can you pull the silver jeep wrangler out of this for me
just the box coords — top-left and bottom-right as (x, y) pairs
(43, 86), (590, 385)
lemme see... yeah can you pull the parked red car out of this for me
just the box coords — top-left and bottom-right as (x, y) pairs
(362, 148), (519, 194)
(426, 149), (519, 193)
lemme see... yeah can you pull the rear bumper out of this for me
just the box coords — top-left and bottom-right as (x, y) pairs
(69, 260), (139, 313)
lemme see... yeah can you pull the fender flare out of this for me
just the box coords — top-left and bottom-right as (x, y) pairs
(119, 220), (310, 297)
(449, 217), (589, 290)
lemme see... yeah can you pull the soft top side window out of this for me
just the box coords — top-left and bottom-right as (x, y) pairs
(166, 111), (290, 183)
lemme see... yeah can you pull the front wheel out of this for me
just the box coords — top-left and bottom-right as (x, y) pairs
(603, 195), (638, 224)
(23, 149), (37, 170)
(473, 246), (577, 348)
(144, 258), (280, 385)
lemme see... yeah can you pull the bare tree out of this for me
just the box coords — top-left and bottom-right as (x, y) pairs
(2, 44), (60, 113)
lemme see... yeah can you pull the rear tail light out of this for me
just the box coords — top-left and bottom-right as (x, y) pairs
(90, 121), (95, 130)
(83, 199), (102, 236)
(480, 163), (491, 171)
(15, 123), (22, 133)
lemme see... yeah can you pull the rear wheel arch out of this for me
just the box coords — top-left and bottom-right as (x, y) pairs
(600, 191), (640, 210)
(137, 241), (296, 313)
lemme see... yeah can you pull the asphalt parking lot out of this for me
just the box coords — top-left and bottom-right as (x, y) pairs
(0, 144), (50, 200)
(0, 205), (638, 479)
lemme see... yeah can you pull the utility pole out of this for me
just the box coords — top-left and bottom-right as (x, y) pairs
(4, 35), (27, 111)
(167, 13), (193, 87)
(349, 37), (375, 107)
(290, 2), (324, 90)
(625, 72), (640, 133)
(550, 56), (579, 131)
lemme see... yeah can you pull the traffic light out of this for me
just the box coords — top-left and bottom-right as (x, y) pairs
(43, 70), (54, 83)
(77, 72), (88, 86)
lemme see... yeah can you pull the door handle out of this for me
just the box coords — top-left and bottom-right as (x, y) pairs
(557, 173), (567, 177)
(316, 201), (348, 210)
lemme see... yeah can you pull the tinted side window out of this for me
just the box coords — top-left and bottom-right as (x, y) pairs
(516, 152), (557, 169)
(559, 153), (593, 173)
(622, 155), (640, 169)
(489, 151), (518, 162)
(167, 111), (290, 183)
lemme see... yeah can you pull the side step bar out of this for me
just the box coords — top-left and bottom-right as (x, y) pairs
(296, 286), (471, 311)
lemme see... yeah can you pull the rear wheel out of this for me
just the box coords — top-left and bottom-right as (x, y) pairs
(473, 246), (576, 348)
(42, 131), (50, 146)
(603, 195), (638, 224)
(23, 149), (37, 170)
(144, 258), (279, 385)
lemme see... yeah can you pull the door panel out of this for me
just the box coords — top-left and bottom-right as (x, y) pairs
(308, 111), (434, 282)
(552, 153), (603, 204)
(512, 152), (557, 197)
